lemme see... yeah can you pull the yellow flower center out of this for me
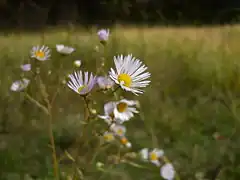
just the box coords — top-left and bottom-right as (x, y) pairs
(120, 137), (128, 145)
(149, 152), (158, 161)
(78, 85), (86, 93)
(35, 51), (45, 58)
(104, 133), (114, 141)
(117, 102), (128, 113)
(117, 74), (132, 87)
(117, 129), (123, 135)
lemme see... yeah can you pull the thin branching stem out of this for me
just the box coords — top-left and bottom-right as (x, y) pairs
(24, 93), (49, 115)
(38, 76), (60, 180)
(47, 104), (60, 180)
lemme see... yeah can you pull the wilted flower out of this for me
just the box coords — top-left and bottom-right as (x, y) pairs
(98, 101), (128, 124)
(113, 99), (138, 122)
(98, 101), (116, 124)
(120, 136), (131, 148)
(139, 148), (149, 161)
(30, 45), (51, 61)
(20, 64), (31, 71)
(103, 131), (115, 142)
(109, 54), (151, 95)
(160, 163), (175, 180)
(56, 44), (75, 55)
(97, 29), (110, 43)
(149, 149), (164, 166)
(97, 76), (114, 89)
(67, 70), (97, 95)
(10, 78), (30, 92)
(110, 124), (126, 137)
(73, 60), (81, 67)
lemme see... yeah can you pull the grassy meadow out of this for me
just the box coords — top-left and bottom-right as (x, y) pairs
(1, 25), (240, 180)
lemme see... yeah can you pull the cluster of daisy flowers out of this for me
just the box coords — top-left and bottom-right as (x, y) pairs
(10, 29), (177, 180)
(98, 99), (139, 148)
(10, 44), (81, 92)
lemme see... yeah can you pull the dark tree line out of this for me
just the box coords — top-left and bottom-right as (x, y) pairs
(0, 0), (240, 30)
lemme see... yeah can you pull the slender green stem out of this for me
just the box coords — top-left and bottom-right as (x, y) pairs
(24, 93), (49, 115)
(111, 86), (120, 100)
(71, 95), (92, 179)
(47, 104), (60, 180)
(83, 95), (91, 121)
(38, 76), (60, 180)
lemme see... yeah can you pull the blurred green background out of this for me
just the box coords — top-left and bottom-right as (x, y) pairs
(1, 26), (240, 180)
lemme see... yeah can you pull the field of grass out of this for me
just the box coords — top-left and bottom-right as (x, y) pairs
(1, 25), (240, 180)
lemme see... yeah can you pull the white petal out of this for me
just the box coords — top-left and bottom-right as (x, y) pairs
(160, 163), (175, 180)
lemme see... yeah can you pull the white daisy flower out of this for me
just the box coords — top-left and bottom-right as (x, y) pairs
(10, 78), (30, 92)
(97, 76), (114, 90)
(103, 131), (115, 142)
(67, 70), (97, 95)
(120, 136), (131, 148)
(113, 99), (138, 122)
(73, 60), (81, 67)
(20, 64), (31, 71)
(97, 29), (110, 42)
(56, 44), (75, 55)
(139, 148), (149, 161)
(30, 45), (51, 61)
(98, 101), (127, 125)
(160, 163), (175, 180)
(110, 124), (126, 137)
(149, 148), (164, 166)
(109, 54), (151, 95)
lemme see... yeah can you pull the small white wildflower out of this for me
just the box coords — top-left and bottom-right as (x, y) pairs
(149, 148), (164, 166)
(113, 99), (138, 122)
(67, 71), (97, 95)
(160, 163), (175, 180)
(30, 45), (51, 61)
(139, 148), (149, 161)
(74, 60), (81, 67)
(56, 44), (75, 55)
(97, 29), (110, 43)
(109, 54), (151, 95)
(103, 131), (115, 142)
(10, 78), (30, 92)
(20, 64), (31, 71)
(110, 124), (126, 137)
(98, 101), (126, 125)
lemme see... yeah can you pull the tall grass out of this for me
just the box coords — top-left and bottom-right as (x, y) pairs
(1, 25), (240, 180)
